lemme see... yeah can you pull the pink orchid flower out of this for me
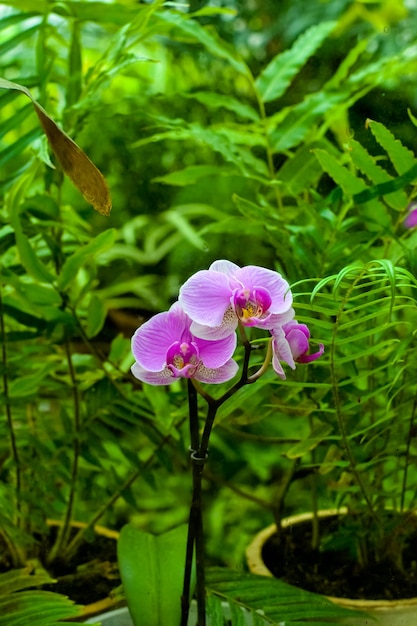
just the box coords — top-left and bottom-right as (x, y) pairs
(404, 202), (417, 229)
(271, 313), (324, 379)
(178, 260), (293, 340)
(131, 302), (238, 385)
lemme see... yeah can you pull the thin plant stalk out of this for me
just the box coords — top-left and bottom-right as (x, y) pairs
(47, 340), (81, 564)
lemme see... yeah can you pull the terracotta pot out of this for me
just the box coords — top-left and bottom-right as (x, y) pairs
(46, 520), (121, 621)
(246, 509), (417, 626)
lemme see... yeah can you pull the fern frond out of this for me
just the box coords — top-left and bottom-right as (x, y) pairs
(206, 567), (364, 625)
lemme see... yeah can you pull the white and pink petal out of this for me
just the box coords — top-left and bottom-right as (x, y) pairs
(195, 332), (237, 368)
(131, 362), (175, 386)
(195, 358), (238, 384)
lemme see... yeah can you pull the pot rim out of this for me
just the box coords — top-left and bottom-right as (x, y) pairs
(246, 508), (417, 611)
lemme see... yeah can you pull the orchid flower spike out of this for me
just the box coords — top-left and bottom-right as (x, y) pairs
(178, 260), (293, 340)
(131, 302), (238, 385)
(271, 312), (324, 379)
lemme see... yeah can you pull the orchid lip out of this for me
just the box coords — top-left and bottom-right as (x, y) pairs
(166, 340), (199, 373)
(233, 286), (272, 324)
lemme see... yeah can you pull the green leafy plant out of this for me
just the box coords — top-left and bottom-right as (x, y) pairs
(0, 568), (95, 626)
(1, 0), (417, 624)
(118, 527), (362, 626)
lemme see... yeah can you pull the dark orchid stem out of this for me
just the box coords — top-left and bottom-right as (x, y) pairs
(188, 378), (200, 451)
(192, 450), (208, 626)
(181, 381), (199, 625)
(182, 381), (212, 626)
(182, 327), (259, 625)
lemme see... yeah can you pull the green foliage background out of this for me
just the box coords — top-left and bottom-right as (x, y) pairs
(1, 0), (417, 623)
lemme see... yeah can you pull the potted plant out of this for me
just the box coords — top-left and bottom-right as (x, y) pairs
(85, 259), (367, 626)
(245, 249), (417, 624)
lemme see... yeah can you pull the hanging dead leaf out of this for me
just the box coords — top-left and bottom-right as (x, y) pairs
(0, 77), (112, 216)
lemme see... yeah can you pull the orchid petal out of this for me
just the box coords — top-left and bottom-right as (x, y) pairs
(190, 307), (238, 340)
(297, 343), (325, 363)
(232, 266), (293, 313)
(179, 270), (232, 327)
(272, 354), (287, 380)
(131, 304), (188, 371)
(209, 259), (240, 276)
(195, 358), (238, 383)
(194, 332), (237, 368)
(131, 362), (174, 386)
(285, 327), (310, 360)
(272, 327), (296, 369)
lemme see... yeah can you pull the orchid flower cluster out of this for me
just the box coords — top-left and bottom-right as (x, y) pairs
(130, 260), (323, 626)
(131, 260), (323, 386)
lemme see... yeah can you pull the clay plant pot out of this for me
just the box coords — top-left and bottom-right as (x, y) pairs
(246, 509), (417, 626)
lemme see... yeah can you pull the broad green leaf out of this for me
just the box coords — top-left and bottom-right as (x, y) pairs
(233, 194), (272, 223)
(0, 103), (32, 140)
(353, 163), (417, 205)
(7, 280), (61, 306)
(6, 165), (56, 284)
(255, 22), (336, 103)
(164, 208), (208, 251)
(270, 91), (345, 152)
(134, 123), (268, 177)
(157, 11), (249, 76)
(348, 41), (417, 91)
(86, 294), (107, 339)
(58, 229), (115, 291)
(0, 78), (111, 215)
(0, 0), (138, 25)
(0, 10), (39, 30)
(348, 139), (407, 210)
(277, 142), (327, 194)
(325, 36), (370, 90)
(117, 524), (193, 626)
(313, 148), (389, 228)
(0, 569), (53, 595)
(67, 20), (82, 108)
(0, 569), (83, 626)
(0, 22), (40, 56)
(8, 364), (54, 398)
(2, 302), (49, 331)
(367, 119), (417, 176)
(0, 128), (41, 168)
(184, 91), (259, 122)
